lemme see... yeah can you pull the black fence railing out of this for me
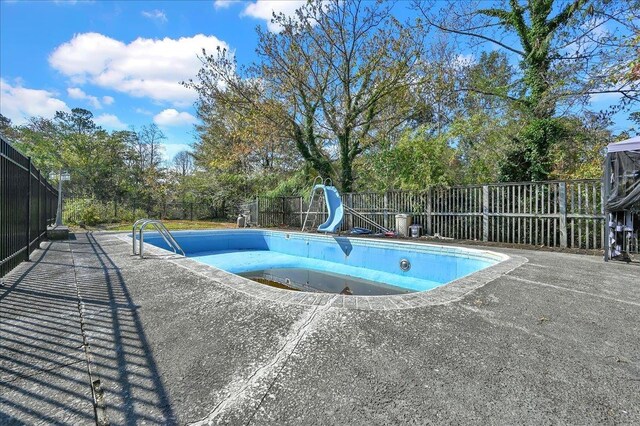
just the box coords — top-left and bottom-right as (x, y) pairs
(1, 135), (58, 278)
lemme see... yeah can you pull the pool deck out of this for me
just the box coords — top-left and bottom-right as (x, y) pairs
(1, 232), (638, 425)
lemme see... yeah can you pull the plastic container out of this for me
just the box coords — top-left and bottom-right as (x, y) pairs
(409, 224), (422, 238)
(395, 214), (413, 237)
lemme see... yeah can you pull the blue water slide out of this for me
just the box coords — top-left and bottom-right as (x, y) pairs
(315, 184), (344, 233)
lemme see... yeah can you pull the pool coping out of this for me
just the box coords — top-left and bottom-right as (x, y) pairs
(117, 232), (527, 310)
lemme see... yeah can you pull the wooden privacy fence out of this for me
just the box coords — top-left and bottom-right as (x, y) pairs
(253, 179), (628, 252)
(1, 136), (58, 278)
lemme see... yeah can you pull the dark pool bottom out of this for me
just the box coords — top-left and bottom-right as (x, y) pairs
(239, 268), (413, 296)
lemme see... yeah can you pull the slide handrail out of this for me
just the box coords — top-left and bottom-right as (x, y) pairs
(343, 205), (391, 234)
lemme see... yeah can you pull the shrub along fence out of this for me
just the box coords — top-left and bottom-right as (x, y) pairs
(1, 135), (58, 278)
(252, 179), (633, 252)
(62, 196), (229, 226)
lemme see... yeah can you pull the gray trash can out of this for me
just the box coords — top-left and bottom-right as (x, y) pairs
(409, 224), (422, 238)
(395, 214), (413, 237)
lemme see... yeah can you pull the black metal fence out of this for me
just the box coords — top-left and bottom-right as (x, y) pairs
(1, 135), (58, 278)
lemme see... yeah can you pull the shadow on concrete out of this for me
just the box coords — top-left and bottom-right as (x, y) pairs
(72, 232), (177, 425)
(0, 233), (177, 425)
(0, 242), (95, 425)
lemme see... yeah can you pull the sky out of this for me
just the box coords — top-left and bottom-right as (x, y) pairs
(0, 0), (634, 163)
(0, 0), (309, 161)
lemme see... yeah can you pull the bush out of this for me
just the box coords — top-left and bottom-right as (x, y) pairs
(64, 198), (146, 225)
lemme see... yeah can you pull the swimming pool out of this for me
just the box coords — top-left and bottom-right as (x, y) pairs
(139, 230), (507, 295)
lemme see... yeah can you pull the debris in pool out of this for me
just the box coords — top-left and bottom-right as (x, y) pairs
(250, 277), (300, 291)
(340, 286), (353, 295)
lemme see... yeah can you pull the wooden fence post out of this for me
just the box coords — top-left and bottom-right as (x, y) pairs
(482, 185), (489, 242)
(299, 196), (303, 227)
(383, 192), (389, 230)
(426, 188), (432, 236)
(559, 181), (567, 248)
(347, 193), (353, 230)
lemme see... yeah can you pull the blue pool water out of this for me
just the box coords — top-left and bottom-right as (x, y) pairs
(140, 230), (505, 294)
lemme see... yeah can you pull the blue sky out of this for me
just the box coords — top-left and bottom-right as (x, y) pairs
(0, 0), (633, 163)
(0, 0), (299, 161)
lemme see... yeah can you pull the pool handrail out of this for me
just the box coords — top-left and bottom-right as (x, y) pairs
(132, 219), (185, 258)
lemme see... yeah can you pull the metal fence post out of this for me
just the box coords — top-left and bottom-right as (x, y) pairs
(482, 185), (489, 242)
(559, 181), (568, 248)
(256, 197), (260, 225)
(282, 197), (286, 225)
(26, 158), (32, 261)
(37, 170), (41, 242)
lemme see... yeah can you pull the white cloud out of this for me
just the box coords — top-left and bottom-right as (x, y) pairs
(102, 95), (114, 105)
(49, 33), (230, 106)
(589, 91), (623, 105)
(142, 9), (168, 23)
(67, 87), (104, 109)
(0, 79), (69, 124)
(214, 0), (242, 10)
(135, 107), (153, 115)
(153, 108), (197, 126)
(94, 113), (128, 130)
(242, 0), (307, 32)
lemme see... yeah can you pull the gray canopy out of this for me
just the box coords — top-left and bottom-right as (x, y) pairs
(604, 136), (640, 212)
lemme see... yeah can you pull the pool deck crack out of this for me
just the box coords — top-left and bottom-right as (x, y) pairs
(69, 237), (110, 426)
(505, 274), (640, 308)
(188, 296), (337, 426)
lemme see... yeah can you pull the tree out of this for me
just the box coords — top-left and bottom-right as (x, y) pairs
(172, 151), (195, 177)
(12, 116), (64, 176)
(415, 0), (640, 180)
(356, 126), (456, 191)
(187, 0), (422, 191)
(0, 114), (13, 136)
(137, 124), (165, 170)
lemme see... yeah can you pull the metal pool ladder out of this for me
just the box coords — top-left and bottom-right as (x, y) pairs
(132, 219), (185, 259)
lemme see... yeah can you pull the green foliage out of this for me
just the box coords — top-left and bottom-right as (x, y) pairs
(356, 127), (456, 191)
(64, 198), (147, 225)
(263, 169), (315, 197)
(449, 113), (517, 184)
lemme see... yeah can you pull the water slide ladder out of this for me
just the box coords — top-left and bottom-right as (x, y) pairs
(132, 219), (185, 259)
(301, 178), (391, 234)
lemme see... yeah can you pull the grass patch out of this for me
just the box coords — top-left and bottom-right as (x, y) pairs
(79, 219), (237, 232)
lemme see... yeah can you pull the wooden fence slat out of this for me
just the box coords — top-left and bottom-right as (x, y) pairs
(255, 179), (614, 252)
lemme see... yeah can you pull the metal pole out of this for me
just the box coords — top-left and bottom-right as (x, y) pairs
(603, 153), (612, 262)
(26, 158), (32, 261)
(55, 170), (63, 226)
(139, 228), (145, 259)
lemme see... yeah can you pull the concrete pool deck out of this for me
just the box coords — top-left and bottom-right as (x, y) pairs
(1, 232), (638, 425)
